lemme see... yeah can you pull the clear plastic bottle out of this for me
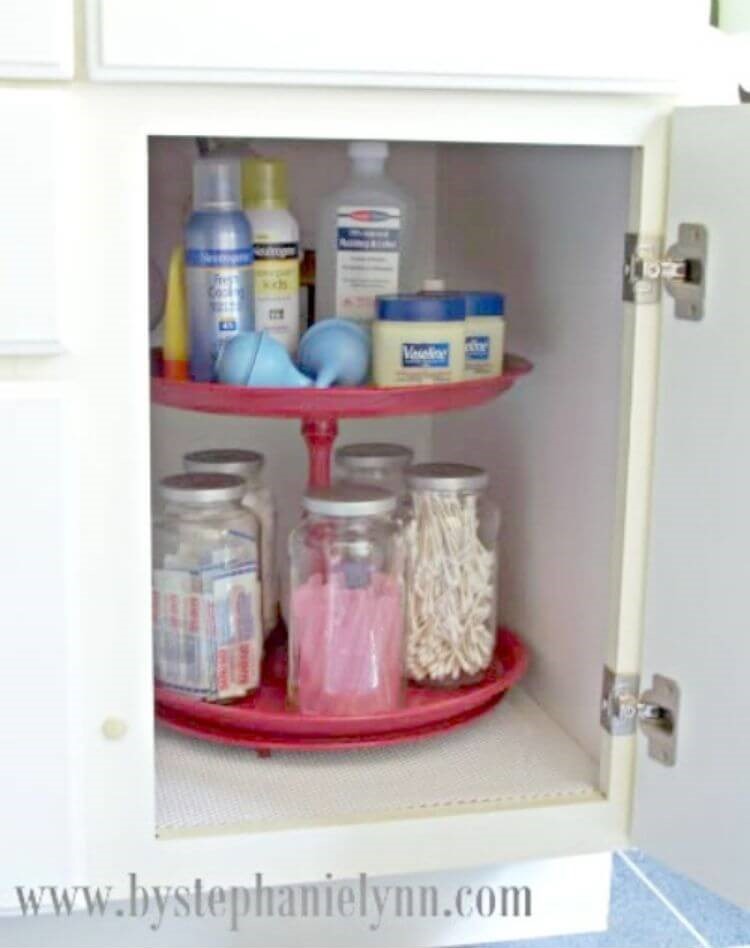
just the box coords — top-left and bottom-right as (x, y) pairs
(242, 158), (301, 355)
(316, 141), (416, 327)
(288, 485), (406, 716)
(183, 449), (278, 637)
(185, 157), (254, 382)
(404, 463), (500, 688)
(152, 473), (263, 701)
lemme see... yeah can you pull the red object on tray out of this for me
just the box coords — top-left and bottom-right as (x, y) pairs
(151, 354), (532, 420)
(155, 627), (528, 752)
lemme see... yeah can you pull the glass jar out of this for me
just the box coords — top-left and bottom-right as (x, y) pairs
(152, 473), (263, 701)
(335, 442), (414, 500)
(184, 448), (277, 637)
(404, 463), (500, 687)
(288, 485), (406, 716)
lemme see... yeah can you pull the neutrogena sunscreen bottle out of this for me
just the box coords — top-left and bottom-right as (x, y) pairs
(243, 158), (301, 355)
(185, 157), (254, 382)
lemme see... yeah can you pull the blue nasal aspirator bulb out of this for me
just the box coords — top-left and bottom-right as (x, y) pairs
(215, 332), (312, 387)
(297, 319), (370, 388)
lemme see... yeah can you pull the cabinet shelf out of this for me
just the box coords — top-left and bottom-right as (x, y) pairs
(156, 684), (598, 837)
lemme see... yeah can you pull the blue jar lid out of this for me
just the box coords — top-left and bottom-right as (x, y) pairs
(377, 294), (465, 322)
(464, 291), (505, 317)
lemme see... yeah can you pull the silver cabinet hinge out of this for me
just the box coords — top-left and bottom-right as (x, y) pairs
(623, 223), (707, 320)
(600, 667), (680, 766)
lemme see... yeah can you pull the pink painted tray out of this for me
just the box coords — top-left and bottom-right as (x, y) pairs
(151, 354), (532, 420)
(156, 694), (508, 752)
(155, 628), (528, 751)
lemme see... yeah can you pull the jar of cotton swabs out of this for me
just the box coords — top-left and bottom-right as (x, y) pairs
(404, 463), (499, 687)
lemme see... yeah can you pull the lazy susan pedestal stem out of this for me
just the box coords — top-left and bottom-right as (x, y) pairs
(301, 416), (339, 487)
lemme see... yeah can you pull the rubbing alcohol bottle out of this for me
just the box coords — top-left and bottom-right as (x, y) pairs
(316, 142), (416, 327)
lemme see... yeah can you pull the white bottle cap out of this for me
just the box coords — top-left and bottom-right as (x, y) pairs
(348, 141), (389, 162)
(422, 278), (446, 292)
(193, 157), (242, 210)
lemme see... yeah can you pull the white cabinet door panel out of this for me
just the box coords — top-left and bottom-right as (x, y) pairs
(0, 90), (72, 354)
(89, 0), (711, 93)
(632, 106), (750, 910)
(0, 386), (81, 908)
(0, 0), (73, 78)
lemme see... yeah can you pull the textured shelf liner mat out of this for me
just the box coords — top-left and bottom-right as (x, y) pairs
(155, 688), (599, 833)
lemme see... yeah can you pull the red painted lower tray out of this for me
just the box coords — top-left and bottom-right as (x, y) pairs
(155, 627), (527, 751)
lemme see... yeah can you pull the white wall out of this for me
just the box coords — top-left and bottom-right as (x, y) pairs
(433, 144), (632, 759)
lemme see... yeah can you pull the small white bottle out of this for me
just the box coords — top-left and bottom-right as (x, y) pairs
(316, 141), (416, 326)
(242, 158), (301, 354)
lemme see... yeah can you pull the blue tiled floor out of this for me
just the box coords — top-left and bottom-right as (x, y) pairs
(625, 851), (750, 948)
(475, 850), (750, 948)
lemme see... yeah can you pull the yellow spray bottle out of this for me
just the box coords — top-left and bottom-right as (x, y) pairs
(162, 245), (189, 380)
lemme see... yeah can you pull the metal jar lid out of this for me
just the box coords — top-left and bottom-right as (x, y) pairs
(335, 442), (414, 471)
(159, 472), (247, 504)
(302, 484), (397, 517)
(184, 448), (265, 477)
(406, 462), (489, 492)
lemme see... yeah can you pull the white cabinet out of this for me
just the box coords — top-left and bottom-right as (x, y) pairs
(0, 89), (75, 354)
(632, 106), (750, 911)
(2, 79), (749, 936)
(0, 0), (74, 78)
(0, 386), (80, 906)
(87, 0), (714, 93)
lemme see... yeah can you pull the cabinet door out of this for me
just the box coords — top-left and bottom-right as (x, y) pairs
(0, 0), (73, 78)
(0, 386), (81, 907)
(0, 90), (71, 354)
(88, 0), (709, 92)
(632, 106), (750, 910)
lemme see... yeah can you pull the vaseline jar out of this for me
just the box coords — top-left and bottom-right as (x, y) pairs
(372, 294), (465, 387)
(464, 291), (505, 379)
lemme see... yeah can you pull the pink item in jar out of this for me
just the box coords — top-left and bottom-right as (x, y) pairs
(291, 572), (404, 715)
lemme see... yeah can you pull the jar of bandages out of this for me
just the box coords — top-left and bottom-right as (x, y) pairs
(183, 448), (277, 638)
(288, 484), (406, 716)
(152, 473), (263, 702)
(404, 463), (499, 687)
